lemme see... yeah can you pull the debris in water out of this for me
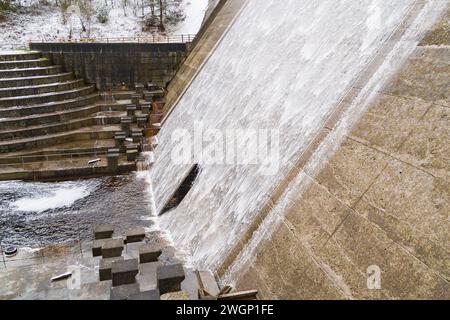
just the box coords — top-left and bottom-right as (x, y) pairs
(50, 271), (72, 282)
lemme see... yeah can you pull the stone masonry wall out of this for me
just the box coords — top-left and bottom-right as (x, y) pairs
(29, 42), (189, 90)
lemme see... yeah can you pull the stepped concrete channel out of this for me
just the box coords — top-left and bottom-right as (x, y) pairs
(0, 50), (151, 181)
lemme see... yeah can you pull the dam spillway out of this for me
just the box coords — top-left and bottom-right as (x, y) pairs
(150, 0), (449, 299)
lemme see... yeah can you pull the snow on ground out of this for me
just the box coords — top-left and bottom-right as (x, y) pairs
(174, 0), (209, 35)
(0, 0), (208, 50)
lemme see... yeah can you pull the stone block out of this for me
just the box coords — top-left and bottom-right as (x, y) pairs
(157, 264), (185, 294)
(139, 244), (162, 263)
(112, 258), (139, 286)
(99, 256), (124, 281)
(125, 227), (146, 243)
(110, 283), (140, 300)
(101, 238), (124, 258)
(94, 224), (114, 240)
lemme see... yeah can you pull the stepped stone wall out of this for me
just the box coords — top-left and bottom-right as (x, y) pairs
(29, 42), (189, 90)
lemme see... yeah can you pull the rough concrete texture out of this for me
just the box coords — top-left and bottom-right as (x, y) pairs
(230, 8), (450, 299)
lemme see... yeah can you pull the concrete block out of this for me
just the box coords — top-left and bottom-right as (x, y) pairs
(144, 92), (153, 102)
(94, 224), (114, 240)
(126, 149), (139, 162)
(126, 105), (137, 117)
(101, 238), (124, 258)
(198, 270), (220, 297)
(135, 83), (144, 94)
(137, 262), (160, 291)
(107, 152), (119, 172)
(131, 94), (141, 106)
(136, 115), (148, 128)
(99, 256), (124, 281)
(125, 227), (146, 243)
(157, 264), (185, 294)
(131, 132), (143, 143)
(120, 117), (132, 136)
(112, 259), (139, 286)
(141, 103), (151, 114)
(110, 283), (140, 300)
(130, 289), (160, 300)
(92, 239), (108, 257)
(139, 244), (162, 264)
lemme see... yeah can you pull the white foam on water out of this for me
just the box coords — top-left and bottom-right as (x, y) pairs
(13, 186), (91, 213)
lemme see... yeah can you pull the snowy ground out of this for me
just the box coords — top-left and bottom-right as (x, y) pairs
(0, 0), (209, 50)
(174, 0), (209, 35)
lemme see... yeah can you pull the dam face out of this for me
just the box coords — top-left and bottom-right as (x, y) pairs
(151, 0), (449, 299)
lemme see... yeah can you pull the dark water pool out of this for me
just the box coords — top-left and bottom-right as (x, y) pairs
(0, 173), (153, 248)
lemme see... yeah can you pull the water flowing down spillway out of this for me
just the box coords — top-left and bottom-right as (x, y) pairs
(151, 0), (447, 275)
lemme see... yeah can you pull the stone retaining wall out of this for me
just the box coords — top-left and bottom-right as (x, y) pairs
(29, 42), (189, 90)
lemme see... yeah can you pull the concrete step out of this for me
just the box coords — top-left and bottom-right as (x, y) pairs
(0, 65), (62, 78)
(0, 155), (136, 182)
(0, 79), (85, 98)
(0, 50), (42, 62)
(2, 139), (116, 158)
(0, 114), (122, 141)
(0, 85), (96, 107)
(0, 125), (120, 153)
(0, 73), (73, 88)
(0, 93), (100, 117)
(0, 58), (51, 70)
(0, 145), (114, 164)
(0, 105), (101, 129)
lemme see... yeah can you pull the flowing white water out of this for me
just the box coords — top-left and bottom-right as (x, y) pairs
(12, 186), (91, 213)
(150, 0), (447, 274)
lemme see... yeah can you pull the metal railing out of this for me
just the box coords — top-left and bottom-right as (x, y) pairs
(29, 34), (196, 45)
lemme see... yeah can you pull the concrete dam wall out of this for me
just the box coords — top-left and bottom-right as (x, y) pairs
(150, 0), (449, 299)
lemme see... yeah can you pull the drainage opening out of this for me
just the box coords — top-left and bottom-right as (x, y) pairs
(160, 164), (200, 215)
